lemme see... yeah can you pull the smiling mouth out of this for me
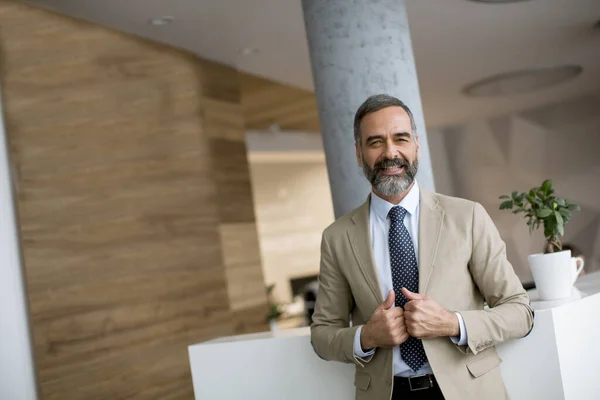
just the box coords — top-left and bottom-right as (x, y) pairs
(379, 166), (405, 175)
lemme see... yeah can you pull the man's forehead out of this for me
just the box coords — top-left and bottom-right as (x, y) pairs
(360, 107), (412, 134)
(362, 107), (410, 124)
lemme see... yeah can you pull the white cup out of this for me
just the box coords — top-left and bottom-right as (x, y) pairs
(528, 250), (584, 301)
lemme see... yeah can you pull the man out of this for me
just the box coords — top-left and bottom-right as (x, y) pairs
(310, 94), (534, 400)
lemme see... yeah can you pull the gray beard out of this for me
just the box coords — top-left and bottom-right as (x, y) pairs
(362, 157), (418, 197)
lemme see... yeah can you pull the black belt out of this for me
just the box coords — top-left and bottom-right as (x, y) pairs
(394, 374), (437, 391)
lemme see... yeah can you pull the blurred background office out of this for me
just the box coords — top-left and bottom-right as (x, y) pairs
(0, 0), (599, 399)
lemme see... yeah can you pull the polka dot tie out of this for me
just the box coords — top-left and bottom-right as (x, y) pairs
(388, 206), (427, 372)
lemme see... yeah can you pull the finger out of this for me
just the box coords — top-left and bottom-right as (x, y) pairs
(391, 316), (406, 330)
(401, 287), (424, 301)
(394, 333), (406, 346)
(403, 310), (416, 323)
(397, 318), (406, 329)
(399, 331), (410, 344)
(406, 323), (420, 338)
(388, 307), (403, 319)
(377, 290), (396, 311)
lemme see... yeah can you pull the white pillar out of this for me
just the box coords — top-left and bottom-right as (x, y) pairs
(302, 0), (436, 218)
(0, 89), (39, 399)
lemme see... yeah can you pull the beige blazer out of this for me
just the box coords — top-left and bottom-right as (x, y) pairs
(310, 189), (534, 400)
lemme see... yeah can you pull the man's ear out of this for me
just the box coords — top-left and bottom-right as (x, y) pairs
(355, 142), (362, 167)
(415, 134), (422, 159)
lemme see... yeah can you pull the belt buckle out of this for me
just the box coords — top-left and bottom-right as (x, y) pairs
(408, 374), (433, 391)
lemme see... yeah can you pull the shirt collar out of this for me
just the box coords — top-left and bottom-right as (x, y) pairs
(371, 180), (420, 220)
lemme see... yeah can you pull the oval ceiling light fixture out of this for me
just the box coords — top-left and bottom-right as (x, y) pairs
(463, 65), (583, 97)
(466, 0), (533, 3)
(149, 16), (174, 26)
(238, 47), (260, 56)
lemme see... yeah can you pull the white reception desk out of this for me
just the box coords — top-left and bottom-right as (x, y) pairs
(189, 272), (600, 400)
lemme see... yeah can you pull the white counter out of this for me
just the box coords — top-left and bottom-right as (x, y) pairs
(497, 271), (600, 400)
(189, 271), (600, 400)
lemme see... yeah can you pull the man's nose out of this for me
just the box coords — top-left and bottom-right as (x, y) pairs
(382, 142), (398, 160)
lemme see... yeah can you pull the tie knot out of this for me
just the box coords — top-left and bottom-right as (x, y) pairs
(388, 206), (407, 222)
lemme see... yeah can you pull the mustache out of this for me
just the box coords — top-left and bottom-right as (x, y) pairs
(374, 158), (409, 171)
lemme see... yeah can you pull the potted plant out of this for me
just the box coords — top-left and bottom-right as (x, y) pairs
(499, 179), (584, 301)
(266, 284), (284, 331)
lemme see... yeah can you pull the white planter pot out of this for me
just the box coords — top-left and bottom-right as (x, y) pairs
(528, 250), (584, 301)
(269, 319), (278, 332)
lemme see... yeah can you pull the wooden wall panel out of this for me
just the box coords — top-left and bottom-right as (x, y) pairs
(0, 2), (267, 399)
(219, 223), (266, 311)
(240, 73), (321, 132)
(200, 62), (269, 330)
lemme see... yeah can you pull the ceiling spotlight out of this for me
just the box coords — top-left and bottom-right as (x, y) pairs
(238, 47), (259, 56)
(466, 0), (532, 3)
(149, 16), (174, 26)
(463, 65), (583, 97)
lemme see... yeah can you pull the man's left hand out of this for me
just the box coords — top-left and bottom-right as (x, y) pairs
(401, 288), (460, 339)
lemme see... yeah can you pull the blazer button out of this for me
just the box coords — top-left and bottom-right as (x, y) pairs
(386, 378), (392, 387)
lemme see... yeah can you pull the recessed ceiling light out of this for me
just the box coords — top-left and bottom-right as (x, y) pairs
(463, 65), (583, 97)
(149, 16), (174, 26)
(238, 47), (259, 56)
(466, 0), (532, 3)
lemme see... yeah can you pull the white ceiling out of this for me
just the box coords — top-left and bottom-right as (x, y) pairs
(22, 0), (600, 128)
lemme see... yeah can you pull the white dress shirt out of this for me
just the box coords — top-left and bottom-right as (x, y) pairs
(353, 181), (468, 377)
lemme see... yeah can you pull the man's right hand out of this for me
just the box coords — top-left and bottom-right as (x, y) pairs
(360, 290), (409, 351)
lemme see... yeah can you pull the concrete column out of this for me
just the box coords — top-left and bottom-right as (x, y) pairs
(302, 0), (436, 218)
(0, 90), (38, 399)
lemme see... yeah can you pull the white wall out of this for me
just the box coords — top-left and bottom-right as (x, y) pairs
(432, 92), (600, 281)
(0, 92), (38, 399)
(427, 127), (455, 197)
(248, 153), (335, 303)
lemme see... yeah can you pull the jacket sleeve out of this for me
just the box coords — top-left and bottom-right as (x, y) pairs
(457, 202), (534, 355)
(310, 231), (373, 366)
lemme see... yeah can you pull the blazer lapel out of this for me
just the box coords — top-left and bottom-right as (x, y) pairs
(347, 196), (384, 304)
(418, 189), (444, 294)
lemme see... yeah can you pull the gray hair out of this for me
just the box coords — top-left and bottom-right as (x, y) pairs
(353, 94), (417, 145)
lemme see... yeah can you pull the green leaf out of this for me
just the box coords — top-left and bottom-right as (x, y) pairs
(555, 211), (564, 236)
(512, 208), (525, 214)
(555, 198), (566, 207)
(558, 208), (571, 218)
(499, 195), (510, 200)
(511, 191), (518, 200)
(537, 208), (553, 218)
(499, 200), (513, 210)
(519, 193), (527, 203)
(541, 179), (552, 194)
(568, 204), (581, 211)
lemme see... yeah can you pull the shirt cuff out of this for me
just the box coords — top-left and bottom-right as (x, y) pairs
(450, 312), (468, 346)
(354, 326), (376, 357)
